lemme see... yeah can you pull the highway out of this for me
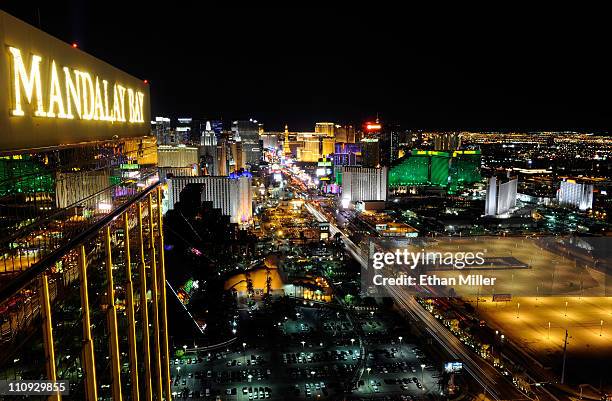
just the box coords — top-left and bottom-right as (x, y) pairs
(304, 200), (535, 401)
(304, 203), (366, 266)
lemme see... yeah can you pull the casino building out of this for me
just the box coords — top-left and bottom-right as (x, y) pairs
(0, 10), (172, 401)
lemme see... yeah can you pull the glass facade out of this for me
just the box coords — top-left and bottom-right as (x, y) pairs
(0, 137), (157, 275)
(0, 138), (172, 401)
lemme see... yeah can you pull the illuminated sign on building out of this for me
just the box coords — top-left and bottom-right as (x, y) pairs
(364, 122), (382, 131)
(0, 10), (151, 151)
(7, 47), (145, 123)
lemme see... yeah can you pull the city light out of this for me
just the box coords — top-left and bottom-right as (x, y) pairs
(0, 7), (610, 401)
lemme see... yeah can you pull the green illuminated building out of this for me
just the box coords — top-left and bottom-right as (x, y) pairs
(0, 155), (54, 197)
(448, 150), (482, 193)
(430, 152), (450, 186)
(388, 150), (430, 186)
(388, 149), (481, 191)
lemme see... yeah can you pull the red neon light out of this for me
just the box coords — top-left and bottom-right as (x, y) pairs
(365, 123), (382, 131)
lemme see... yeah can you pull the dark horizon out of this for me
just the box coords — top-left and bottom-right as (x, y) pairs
(2, 3), (610, 132)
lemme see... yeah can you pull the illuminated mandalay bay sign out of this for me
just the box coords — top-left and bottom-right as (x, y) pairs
(0, 10), (150, 151)
(8, 46), (145, 123)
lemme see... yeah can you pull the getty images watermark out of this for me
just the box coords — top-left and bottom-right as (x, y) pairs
(362, 236), (611, 298)
(372, 248), (496, 287)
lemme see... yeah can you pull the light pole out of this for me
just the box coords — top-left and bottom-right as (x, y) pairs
(350, 338), (355, 347)
(398, 336), (403, 357)
(548, 321), (551, 340)
(301, 341), (305, 349)
(516, 302), (520, 319)
(564, 301), (568, 317)
(600, 320), (604, 337)
(420, 364), (425, 384)
(242, 342), (247, 364)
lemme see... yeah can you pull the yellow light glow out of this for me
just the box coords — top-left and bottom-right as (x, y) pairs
(47, 60), (67, 118)
(79, 71), (95, 120)
(9, 46), (45, 117)
(7, 46), (145, 125)
(113, 84), (126, 122)
(93, 76), (105, 120)
(64, 66), (81, 119)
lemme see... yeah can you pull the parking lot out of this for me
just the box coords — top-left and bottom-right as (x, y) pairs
(168, 304), (444, 400)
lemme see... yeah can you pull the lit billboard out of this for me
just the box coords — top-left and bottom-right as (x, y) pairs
(0, 10), (151, 151)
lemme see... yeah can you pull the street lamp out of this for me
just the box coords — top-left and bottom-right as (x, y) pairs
(600, 320), (604, 337)
(350, 338), (355, 347)
(420, 364), (426, 384)
(301, 341), (306, 348)
(564, 301), (568, 317)
(516, 302), (520, 319)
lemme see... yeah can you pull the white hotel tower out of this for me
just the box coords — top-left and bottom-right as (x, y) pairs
(166, 174), (253, 224)
(341, 166), (388, 203)
(557, 179), (593, 211)
(484, 175), (518, 217)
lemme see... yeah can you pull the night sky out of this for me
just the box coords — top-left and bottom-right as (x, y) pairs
(2, 2), (610, 132)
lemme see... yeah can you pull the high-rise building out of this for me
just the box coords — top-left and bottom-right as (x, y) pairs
(152, 116), (172, 144)
(433, 132), (461, 151)
(388, 150), (431, 187)
(448, 150), (482, 192)
(0, 11), (172, 401)
(199, 121), (219, 175)
(341, 166), (388, 203)
(176, 117), (193, 144)
(335, 124), (356, 144)
(334, 143), (361, 166)
(230, 140), (245, 171)
(232, 120), (261, 167)
(297, 133), (321, 162)
(485, 176), (518, 216)
(158, 144), (199, 178)
(166, 174), (253, 224)
(557, 179), (594, 211)
(210, 119), (223, 135)
(389, 150), (481, 192)
(315, 122), (335, 137)
(322, 137), (335, 157)
(216, 133), (229, 176)
(361, 138), (380, 167)
(261, 132), (280, 150)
